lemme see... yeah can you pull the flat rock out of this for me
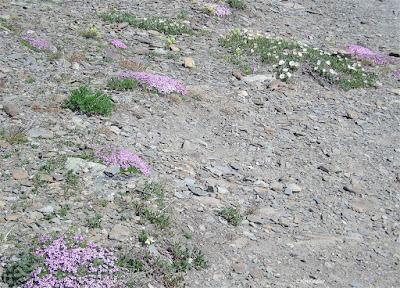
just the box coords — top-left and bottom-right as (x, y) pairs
(37, 205), (54, 214)
(233, 262), (248, 274)
(12, 169), (28, 180)
(27, 129), (54, 138)
(109, 224), (131, 241)
(242, 74), (274, 83)
(194, 196), (221, 206)
(3, 103), (20, 117)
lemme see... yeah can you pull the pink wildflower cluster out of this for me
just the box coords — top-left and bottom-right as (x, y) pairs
(94, 146), (150, 176)
(206, 3), (231, 17)
(24, 234), (126, 288)
(393, 70), (400, 78)
(108, 39), (127, 49)
(120, 72), (187, 95)
(20, 36), (52, 51)
(343, 44), (398, 67)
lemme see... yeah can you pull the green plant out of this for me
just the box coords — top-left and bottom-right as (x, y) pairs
(115, 254), (143, 272)
(138, 230), (148, 244)
(87, 214), (102, 229)
(184, 232), (192, 239)
(39, 156), (66, 172)
(107, 77), (138, 90)
(62, 86), (115, 116)
(178, 10), (188, 19)
(169, 243), (209, 272)
(226, 0), (247, 9)
(100, 200), (108, 207)
(219, 29), (378, 89)
(1, 252), (39, 286)
(101, 11), (194, 35)
(26, 75), (36, 83)
(65, 170), (79, 188)
(81, 24), (99, 38)
(217, 206), (242, 226)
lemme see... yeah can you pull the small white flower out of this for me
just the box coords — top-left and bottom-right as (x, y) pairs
(314, 67), (318, 71)
(289, 61), (295, 67)
(317, 60), (321, 66)
(303, 48), (307, 52)
(267, 52), (271, 56)
(279, 74), (285, 79)
(326, 61), (331, 66)
(298, 52), (303, 57)
(188, 258), (193, 264)
(145, 237), (155, 245)
(279, 60), (285, 65)
(294, 62), (299, 67)
(286, 72), (292, 78)
(329, 69), (336, 75)
(283, 68), (289, 72)
(322, 68), (326, 73)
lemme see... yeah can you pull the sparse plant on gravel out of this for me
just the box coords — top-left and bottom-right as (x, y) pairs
(107, 76), (138, 90)
(2, 233), (128, 287)
(62, 86), (115, 116)
(20, 36), (52, 52)
(119, 57), (149, 72)
(169, 243), (209, 272)
(219, 29), (378, 90)
(217, 206), (242, 226)
(87, 213), (102, 229)
(0, 126), (27, 144)
(101, 11), (194, 35)
(94, 146), (151, 176)
(119, 72), (187, 96)
(81, 23), (99, 38)
(178, 10), (188, 19)
(226, 0), (246, 9)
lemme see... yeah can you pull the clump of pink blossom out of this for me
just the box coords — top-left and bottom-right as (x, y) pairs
(205, 3), (231, 17)
(119, 72), (187, 95)
(94, 146), (150, 176)
(108, 39), (127, 49)
(20, 36), (52, 51)
(343, 44), (398, 67)
(24, 233), (127, 288)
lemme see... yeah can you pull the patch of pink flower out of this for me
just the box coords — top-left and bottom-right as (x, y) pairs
(206, 3), (231, 17)
(108, 39), (127, 49)
(343, 44), (398, 67)
(24, 233), (127, 288)
(120, 72), (187, 95)
(20, 36), (52, 51)
(94, 146), (150, 176)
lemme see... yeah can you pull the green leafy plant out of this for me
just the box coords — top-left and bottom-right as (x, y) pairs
(87, 214), (102, 229)
(184, 232), (192, 239)
(169, 243), (209, 272)
(62, 86), (115, 116)
(178, 10), (188, 19)
(1, 252), (40, 286)
(107, 77), (138, 90)
(226, 0), (246, 9)
(217, 206), (242, 226)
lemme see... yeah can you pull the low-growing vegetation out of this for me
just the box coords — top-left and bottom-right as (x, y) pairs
(101, 10), (194, 35)
(62, 86), (115, 116)
(219, 29), (378, 90)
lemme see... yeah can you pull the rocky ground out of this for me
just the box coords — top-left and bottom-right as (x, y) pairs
(0, 0), (399, 287)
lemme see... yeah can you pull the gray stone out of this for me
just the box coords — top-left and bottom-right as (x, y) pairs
(242, 74), (274, 83)
(189, 186), (209, 196)
(27, 129), (54, 139)
(37, 205), (54, 214)
(109, 224), (131, 241)
(232, 262), (248, 274)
